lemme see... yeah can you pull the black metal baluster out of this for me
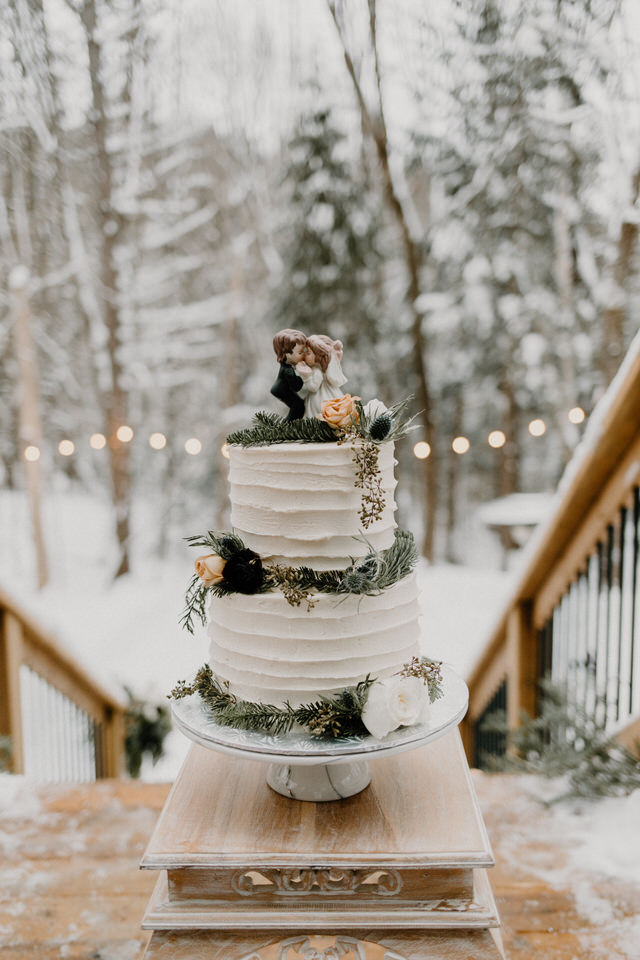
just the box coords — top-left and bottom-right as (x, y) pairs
(594, 541), (605, 726)
(616, 506), (627, 722)
(604, 523), (614, 726)
(628, 487), (639, 716)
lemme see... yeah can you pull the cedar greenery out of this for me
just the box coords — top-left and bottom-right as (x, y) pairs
(169, 656), (444, 739)
(169, 664), (375, 738)
(481, 680), (640, 800)
(227, 411), (337, 446)
(226, 398), (418, 448)
(181, 529), (418, 631)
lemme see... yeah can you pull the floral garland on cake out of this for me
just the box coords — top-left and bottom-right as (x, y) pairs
(169, 656), (443, 740)
(180, 529), (418, 634)
(226, 396), (418, 529)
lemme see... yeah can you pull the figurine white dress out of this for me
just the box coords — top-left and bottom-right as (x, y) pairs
(296, 338), (347, 418)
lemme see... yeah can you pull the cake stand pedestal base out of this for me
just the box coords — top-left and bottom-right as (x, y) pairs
(140, 729), (505, 959)
(266, 759), (371, 800)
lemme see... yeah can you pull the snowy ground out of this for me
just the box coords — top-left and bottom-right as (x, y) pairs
(0, 487), (511, 781)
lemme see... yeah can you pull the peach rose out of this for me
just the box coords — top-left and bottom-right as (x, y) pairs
(321, 394), (361, 430)
(195, 553), (226, 585)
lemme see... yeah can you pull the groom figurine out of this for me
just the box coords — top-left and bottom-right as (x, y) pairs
(271, 328), (307, 421)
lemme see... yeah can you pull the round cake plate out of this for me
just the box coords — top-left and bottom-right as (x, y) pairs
(171, 664), (468, 802)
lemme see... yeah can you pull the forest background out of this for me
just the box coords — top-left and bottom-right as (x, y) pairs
(2, 0), (640, 585)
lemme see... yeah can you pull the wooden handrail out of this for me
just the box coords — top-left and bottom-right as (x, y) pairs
(463, 332), (640, 761)
(0, 583), (126, 777)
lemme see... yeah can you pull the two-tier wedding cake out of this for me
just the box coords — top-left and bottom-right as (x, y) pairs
(172, 329), (442, 741)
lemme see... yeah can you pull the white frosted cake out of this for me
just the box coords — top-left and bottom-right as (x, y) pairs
(208, 440), (421, 708)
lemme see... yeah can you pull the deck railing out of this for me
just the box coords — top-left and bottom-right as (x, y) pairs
(462, 336), (640, 767)
(0, 585), (125, 779)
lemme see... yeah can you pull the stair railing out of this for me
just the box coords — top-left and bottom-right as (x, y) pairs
(462, 336), (640, 767)
(0, 585), (125, 779)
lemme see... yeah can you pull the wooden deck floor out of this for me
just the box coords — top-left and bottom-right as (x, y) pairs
(0, 771), (637, 959)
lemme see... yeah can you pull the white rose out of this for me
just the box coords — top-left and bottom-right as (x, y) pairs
(364, 398), (389, 419)
(361, 675), (430, 740)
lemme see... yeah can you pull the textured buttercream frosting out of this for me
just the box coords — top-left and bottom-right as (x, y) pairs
(228, 441), (397, 570)
(208, 437), (420, 707)
(208, 575), (421, 707)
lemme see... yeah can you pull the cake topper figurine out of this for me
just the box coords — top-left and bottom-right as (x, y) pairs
(271, 329), (347, 420)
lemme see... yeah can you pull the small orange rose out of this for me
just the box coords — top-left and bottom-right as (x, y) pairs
(195, 554), (226, 585)
(320, 394), (361, 430)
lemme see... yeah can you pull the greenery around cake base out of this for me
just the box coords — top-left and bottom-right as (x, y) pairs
(181, 529), (418, 634)
(169, 657), (444, 739)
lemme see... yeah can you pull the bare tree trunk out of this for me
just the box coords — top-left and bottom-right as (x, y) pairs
(601, 167), (640, 385)
(327, 0), (437, 560)
(496, 376), (519, 556)
(11, 269), (48, 588)
(81, 0), (131, 577)
(216, 254), (244, 529)
(445, 392), (464, 563)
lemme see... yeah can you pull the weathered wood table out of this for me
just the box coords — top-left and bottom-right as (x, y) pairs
(140, 729), (505, 958)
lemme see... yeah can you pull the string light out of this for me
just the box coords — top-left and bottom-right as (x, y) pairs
(116, 425), (134, 443)
(452, 436), (470, 455)
(528, 418), (546, 437)
(24, 445), (40, 462)
(413, 441), (431, 460)
(568, 406), (585, 424)
(25, 409), (581, 466)
(185, 438), (202, 455)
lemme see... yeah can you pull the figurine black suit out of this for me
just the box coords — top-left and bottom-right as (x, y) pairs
(271, 328), (308, 421)
(271, 362), (305, 421)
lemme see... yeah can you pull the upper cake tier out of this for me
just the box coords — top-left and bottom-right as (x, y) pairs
(228, 440), (397, 570)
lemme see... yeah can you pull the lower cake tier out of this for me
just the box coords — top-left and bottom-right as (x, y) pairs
(208, 574), (421, 707)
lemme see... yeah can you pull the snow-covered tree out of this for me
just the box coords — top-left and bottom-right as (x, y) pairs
(273, 97), (383, 397)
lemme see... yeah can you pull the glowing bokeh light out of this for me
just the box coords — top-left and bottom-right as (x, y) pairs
(90, 433), (107, 450)
(452, 436), (470, 454)
(24, 445), (40, 462)
(116, 425), (134, 443)
(488, 430), (506, 449)
(528, 419), (546, 437)
(185, 438), (202, 455)
(149, 432), (167, 450)
(568, 406), (585, 424)
(58, 440), (75, 456)
(413, 441), (431, 460)
(221, 442), (230, 459)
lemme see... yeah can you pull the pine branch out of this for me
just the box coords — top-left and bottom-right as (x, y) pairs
(169, 666), (377, 739)
(227, 413), (337, 446)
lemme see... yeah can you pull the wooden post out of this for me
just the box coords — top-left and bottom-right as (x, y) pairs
(0, 612), (25, 773)
(103, 706), (125, 778)
(10, 266), (49, 589)
(505, 601), (537, 732)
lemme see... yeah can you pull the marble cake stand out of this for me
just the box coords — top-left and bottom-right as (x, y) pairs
(171, 664), (468, 801)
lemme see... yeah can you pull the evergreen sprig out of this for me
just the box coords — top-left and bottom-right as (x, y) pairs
(482, 680), (640, 800)
(182, 530), (419, 631)
(169, 664), (374, 739)
(227, 412), (338, 447)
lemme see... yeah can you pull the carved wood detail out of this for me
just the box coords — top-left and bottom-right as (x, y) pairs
(232, 868), (403, 898)
(238, 936), (407, 960)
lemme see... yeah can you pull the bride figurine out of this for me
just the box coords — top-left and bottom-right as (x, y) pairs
(295, 334), (347, 418)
